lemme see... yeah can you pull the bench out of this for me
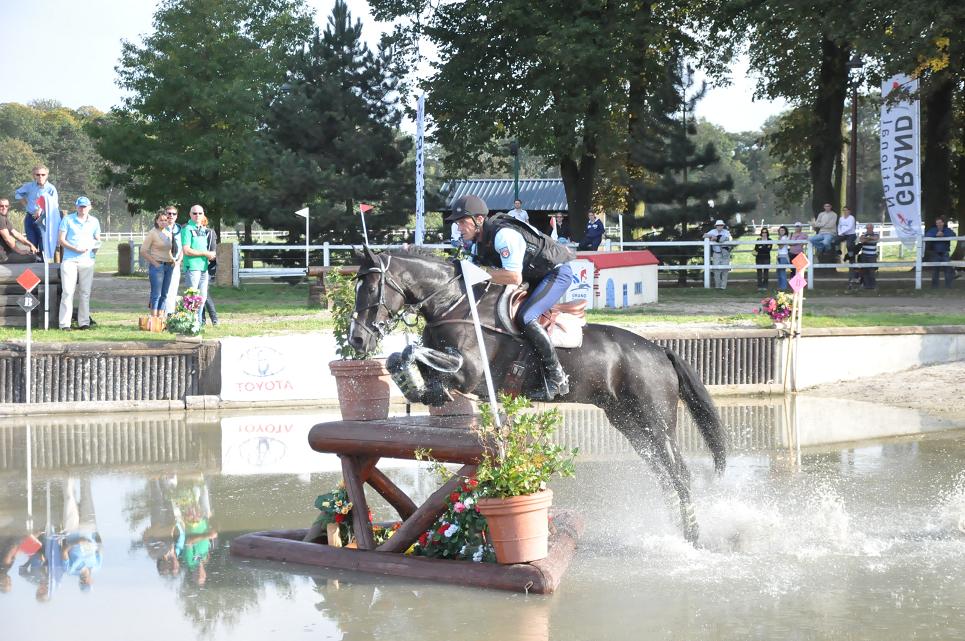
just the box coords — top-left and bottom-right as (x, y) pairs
(0, 263), (61, 328)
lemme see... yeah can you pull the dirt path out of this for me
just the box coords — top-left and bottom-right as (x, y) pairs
(802, 361), (965, 417)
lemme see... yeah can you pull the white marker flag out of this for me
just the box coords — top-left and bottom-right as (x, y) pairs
(880, 74), (921, 246)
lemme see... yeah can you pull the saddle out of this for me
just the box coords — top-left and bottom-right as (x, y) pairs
(497, 287), (587, 348)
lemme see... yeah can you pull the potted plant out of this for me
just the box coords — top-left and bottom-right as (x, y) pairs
(327, 268), (392, 420)
(166, 288), (204, 338)
(472, 394), (578, 564)
(754, 291), (794, 330)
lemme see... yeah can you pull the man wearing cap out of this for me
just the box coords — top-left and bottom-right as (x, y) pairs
(702, 220), (733, 289)
(14, 164), (61, 260)
(446, 194), (575, 399)
(58, 196), (101, 330)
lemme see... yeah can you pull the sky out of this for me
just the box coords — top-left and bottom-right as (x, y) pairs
(0, 0), (787, 133)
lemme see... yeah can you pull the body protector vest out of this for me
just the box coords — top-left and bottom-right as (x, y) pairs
(477, 214), (576, 283)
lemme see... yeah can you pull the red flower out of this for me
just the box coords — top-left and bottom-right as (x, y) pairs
(334, 513), (345, 523)
(437, 524), (449, 535)
(418, 533), (428, 547)
(468, 478), (479, 488)
(449, 491), (461, 503)
(368, 510), (374, 522)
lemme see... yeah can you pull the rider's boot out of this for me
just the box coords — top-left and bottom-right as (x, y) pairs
(521, 321), (569, 400)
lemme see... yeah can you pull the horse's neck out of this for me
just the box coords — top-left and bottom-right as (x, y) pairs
(406, 263), (465, 321)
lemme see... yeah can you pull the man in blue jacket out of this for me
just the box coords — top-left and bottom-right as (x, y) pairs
(924, 216), (956, 288)
(578, 209), (605, 250)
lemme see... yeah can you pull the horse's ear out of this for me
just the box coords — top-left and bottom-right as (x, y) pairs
(352, 246), (371, 264)
(363, 245), (379, 265)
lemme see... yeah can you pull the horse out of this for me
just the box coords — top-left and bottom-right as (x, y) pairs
(348, 246), (726, 544)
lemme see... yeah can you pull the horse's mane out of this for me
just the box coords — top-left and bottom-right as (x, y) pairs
(379, 245), (455, 267)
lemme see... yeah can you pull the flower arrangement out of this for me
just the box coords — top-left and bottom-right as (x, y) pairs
(474, 394), (578, 499)
(311, 484), (400, 546)
(754, 291), (794, 323)
(166, 288), (203, 336)
(412, 476), (495, 563)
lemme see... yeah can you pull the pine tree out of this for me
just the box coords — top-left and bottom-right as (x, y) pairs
(629, 59), (754, 284)
(260, 0), (413, 244)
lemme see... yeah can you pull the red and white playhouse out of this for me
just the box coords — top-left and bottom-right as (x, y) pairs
(578, 250), (660, 308)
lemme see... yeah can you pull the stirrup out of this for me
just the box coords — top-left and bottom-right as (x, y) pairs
(534, 370), (569, 401)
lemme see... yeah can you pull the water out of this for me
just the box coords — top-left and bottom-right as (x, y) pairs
(1, 400), (963, 641)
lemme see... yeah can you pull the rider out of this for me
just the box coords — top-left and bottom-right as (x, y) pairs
(445, 195), (575, 400)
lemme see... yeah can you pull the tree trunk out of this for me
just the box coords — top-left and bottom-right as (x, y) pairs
(809, 36), (850, 214)
(243, 220), (253, 268)
(560, 154), (596, 240)
(921, 71), (953, 229)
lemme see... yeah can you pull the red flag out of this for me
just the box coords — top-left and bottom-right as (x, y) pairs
(359, 203), (373, 214)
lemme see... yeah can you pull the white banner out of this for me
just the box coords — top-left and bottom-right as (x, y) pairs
(880, 74), (921, 245)
(564, 259), (595, 309)
(414, 93), (426, 245)
(220, 334), (336, 401)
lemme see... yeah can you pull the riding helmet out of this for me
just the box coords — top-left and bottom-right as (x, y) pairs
(444, 195), (489, 222)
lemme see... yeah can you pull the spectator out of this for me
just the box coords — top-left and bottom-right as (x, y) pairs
(789, 222), (808, 272)
(14, 164), (61, 260)
(776, 225), (791, 290)
(58, 197), (101, 331)
(857, 222), (879, 290)
(810, 202), (837, 253)
(836, 206), (859, 284)
(139, 209), (177, 324)
(755, 227), (772, 292)
(578, 209), (605, 251)
(163, 207), (183, 314)
(549, 213), (570, 244)
(198, 214), (219, 327)
(60, 477), (102, 590)
(0, 198), (40, 263)
(702, 219), (733, 289)
(508, 199), (529, 223)
(924, 216), (955, 288)
(181, 205), (216, 324)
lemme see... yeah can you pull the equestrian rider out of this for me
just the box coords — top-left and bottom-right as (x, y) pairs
(445, 195), (575, 400)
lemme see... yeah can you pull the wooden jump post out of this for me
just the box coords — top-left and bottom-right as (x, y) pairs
(231, 414), (584, 593)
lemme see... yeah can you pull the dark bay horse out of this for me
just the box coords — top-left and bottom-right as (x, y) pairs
(348, 247), (726, 544)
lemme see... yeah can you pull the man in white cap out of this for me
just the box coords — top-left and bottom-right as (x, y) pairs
(702, 219), (733, 289)
(58, 196), (101, 330)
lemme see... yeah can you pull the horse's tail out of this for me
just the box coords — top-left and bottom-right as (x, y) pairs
(665, 349), (726, 474)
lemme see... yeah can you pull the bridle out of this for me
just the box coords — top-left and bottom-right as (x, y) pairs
(353, 254), (462, 342)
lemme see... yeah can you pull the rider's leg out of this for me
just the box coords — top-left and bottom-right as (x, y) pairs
(516, 265), (573, 399)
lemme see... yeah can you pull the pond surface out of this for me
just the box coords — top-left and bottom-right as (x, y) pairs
(1, 398), (963, 641)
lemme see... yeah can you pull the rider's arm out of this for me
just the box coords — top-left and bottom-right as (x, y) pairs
(490, 228), (526, 286)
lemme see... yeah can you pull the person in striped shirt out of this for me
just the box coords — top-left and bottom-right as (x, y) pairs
(857, 223), (879, 290)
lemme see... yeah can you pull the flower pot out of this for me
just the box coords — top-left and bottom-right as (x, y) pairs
(476, 489), (553, 564)
(329, 359), (391, 421)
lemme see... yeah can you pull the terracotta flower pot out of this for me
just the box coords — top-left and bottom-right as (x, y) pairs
(328, 359), (391, 421)
(476, 489), (553, 564)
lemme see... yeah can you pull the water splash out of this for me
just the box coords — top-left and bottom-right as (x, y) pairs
(935, 472), (965, 537)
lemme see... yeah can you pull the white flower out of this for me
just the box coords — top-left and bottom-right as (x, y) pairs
(459, 545), (468, 555)
(472, 546), (484, 563)
(444, 524), (459, 538)
(462, 496), (474, 508)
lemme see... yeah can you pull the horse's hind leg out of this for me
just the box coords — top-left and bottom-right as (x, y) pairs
(606, 400), (699, 545)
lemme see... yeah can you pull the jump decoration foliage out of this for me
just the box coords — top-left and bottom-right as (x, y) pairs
(754, 291), (794, 323)
(166, 287), (203, 336)
(312, 484), (400, 546)
(327, 269), (368, 359)
(411, 395), (578, 562)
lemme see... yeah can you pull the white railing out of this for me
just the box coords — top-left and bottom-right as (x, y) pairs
(229, 237), (962, 290)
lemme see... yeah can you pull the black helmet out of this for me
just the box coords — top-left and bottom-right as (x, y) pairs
(444, 195), (489, 222)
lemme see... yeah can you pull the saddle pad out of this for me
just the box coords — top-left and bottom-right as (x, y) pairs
(548, 312), (584, 348)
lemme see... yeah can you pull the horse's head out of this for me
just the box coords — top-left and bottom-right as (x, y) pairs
(348, 246), (408, 354)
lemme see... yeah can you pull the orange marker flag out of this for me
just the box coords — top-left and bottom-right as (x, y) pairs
(359, 203), (373, 214)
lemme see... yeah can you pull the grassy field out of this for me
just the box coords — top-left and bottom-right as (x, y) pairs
(2, 271), (961, 344)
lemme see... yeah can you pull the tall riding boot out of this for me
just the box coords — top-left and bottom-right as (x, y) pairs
(521, 321), (569, 400)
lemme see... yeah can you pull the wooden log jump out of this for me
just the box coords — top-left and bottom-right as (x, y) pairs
(230, 415), (584, 593)
(0, 263), (61, 328)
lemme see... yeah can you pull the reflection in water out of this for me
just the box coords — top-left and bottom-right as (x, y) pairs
(0, 403), (962, 640)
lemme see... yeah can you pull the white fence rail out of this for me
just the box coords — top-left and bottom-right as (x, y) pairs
(229, 237), (963, 290)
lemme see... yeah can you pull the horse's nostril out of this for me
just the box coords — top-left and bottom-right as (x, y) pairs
(349, 336), (364, 348)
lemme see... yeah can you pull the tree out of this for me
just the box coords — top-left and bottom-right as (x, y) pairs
(258, 0), (414, 244)
(91, 0), (314, 228)
(629, 59), (753, 283)
(369, 0), (730, 237)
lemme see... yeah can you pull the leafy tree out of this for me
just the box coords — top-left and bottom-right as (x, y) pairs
(91, 0), (314, 229)
(259, 0), (414, 244)
(629, 59), (753, 283)
(369, 0), (730, 238)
